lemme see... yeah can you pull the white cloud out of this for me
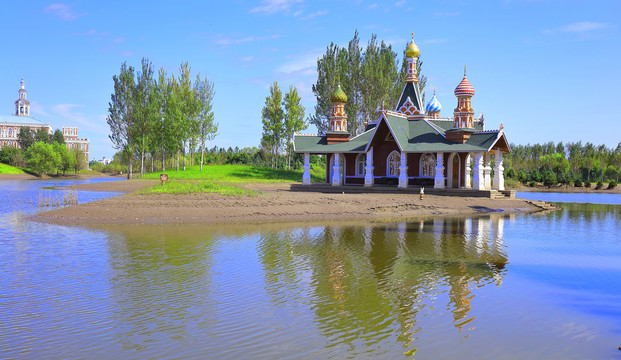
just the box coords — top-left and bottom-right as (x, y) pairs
(301, 10), (327, 20)
(215, 34), (279, 45)
(558, 21), (611, 33)
(43, 3), (85, 21)
(49, 104), (108, 133)
(249, 0), (302, 15)
(368, 3), (378, 9)
(395, 0), (406, 7)
(277, 51), (322, 76)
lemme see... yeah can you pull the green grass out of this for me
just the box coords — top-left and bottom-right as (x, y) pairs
(136, 179), (256, 196)
(137, 164), (326, 196)
(141, 164), (325, 183)
(0, 163), (26, 174)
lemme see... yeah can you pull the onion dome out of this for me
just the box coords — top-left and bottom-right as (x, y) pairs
(454, 74), (475, 97)
(405, 38), (420, 58)
(330, 84), (348, 103)
(425, 91), (442, 113)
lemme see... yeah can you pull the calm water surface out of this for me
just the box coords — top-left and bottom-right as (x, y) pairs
(1, 181), (620, 359)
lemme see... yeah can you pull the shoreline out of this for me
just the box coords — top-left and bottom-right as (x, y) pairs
(31, 180), (542, 226)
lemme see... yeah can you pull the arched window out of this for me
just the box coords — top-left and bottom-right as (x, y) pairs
(387, 151), (400, 177)
(356, 154), (366, 176)
(420, 153), (436, 177)
(8, 129), (13, 137)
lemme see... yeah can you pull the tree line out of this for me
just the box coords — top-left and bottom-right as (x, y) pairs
(504, 141), (621, 187)
(0, 127), (86, 176)
(106, 58), (217, 179)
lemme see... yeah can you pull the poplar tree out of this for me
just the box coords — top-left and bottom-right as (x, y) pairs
(194, 74), (217, 171)
(283, 85), (306, 170)
(107, 62), (136, 179)
(261, 81), (284, 168)
(311, 31), (426, 136)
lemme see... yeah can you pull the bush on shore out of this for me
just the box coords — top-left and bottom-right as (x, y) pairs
(608, 180), (617, 190)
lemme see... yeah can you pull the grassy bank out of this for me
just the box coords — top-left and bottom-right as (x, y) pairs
(141, 164), (324, 182)
(137, 164), (324, 195)
(0, 163), (27, 174)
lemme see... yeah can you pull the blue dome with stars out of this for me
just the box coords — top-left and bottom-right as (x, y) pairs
(425, 92), (441, 113)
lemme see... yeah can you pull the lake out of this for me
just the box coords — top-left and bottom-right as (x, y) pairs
(1, 179), (620, 359)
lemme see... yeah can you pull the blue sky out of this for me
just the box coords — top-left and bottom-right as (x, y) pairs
(0, 0), (619, 160)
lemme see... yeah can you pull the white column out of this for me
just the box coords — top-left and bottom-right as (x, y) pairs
(434, 152), (445, 189)
(493, 148), (505, 191)
(473, 152), (484, 190)
(364, 147), (374, 187)
(302, 152), (311, 185)
(398, 151), (408, 188)
(331, 153), (342, 186)
(464, 154), (472, 189)
(483, 152), (492, 190)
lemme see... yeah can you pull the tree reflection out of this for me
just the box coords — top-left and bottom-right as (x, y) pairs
(257, 215), (509, 356)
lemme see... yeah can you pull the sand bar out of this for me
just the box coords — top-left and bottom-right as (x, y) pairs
(31, 180), (541, 225)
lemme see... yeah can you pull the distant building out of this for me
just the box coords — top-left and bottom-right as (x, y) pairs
(98, 157), (111, 165)
(0, 78), (90, 163)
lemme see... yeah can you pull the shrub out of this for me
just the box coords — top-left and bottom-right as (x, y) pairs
(595, 181), (603, 190)
(517, 170), (527, 184)
(574, 179), (582, 187)
(608, 180), (617, 190)
(505, 168), (516, 178)
(543, 171), (557, 187)
(528, 181), (536, 187)
(584, 181), (591, 188)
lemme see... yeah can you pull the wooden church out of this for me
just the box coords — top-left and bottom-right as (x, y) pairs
(293, 34), (510, 191)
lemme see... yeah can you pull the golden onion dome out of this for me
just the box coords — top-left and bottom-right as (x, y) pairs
(330, 84), (348, 103)
(405, 38), (419, 58)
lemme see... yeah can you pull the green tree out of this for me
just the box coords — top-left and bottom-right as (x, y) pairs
(194, 74), (218, 171)
(107, 62), (136, 179)
(26, 141), (61, 176)
(72, 147), (87, 175)
(261, 81), (285, 168)
(310, 31), (425, 136)
(133, 58), (159, 176)
(283, 85), (306, 170)
(35, 128), (51, 143)
(17, 126), (35, 151)
(55, 142), (74, 175)
(52, 129), (65, 145)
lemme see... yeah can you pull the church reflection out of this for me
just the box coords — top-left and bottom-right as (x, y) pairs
(258, 214), (508, 355)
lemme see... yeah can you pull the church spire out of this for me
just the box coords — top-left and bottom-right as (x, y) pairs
(15, 76), (30, 116)
(395, 32), (424, 117)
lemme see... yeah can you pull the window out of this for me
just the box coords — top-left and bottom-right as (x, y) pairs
(356, 154), (366, 176)
(421, 153), (436, 177)
(387, 151), (400, 176)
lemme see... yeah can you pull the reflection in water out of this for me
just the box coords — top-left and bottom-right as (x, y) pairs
(3, 181), (620, 359)
(103, 226), (218, 354)
(258, 215), (508, 357)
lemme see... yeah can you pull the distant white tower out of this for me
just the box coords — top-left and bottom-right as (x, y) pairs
(14, 77), (30, 117)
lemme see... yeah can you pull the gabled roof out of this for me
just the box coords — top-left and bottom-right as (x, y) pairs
(293, 129), (373, 153)
(294, 116), (510, 154)
(396, 82), (423, 114)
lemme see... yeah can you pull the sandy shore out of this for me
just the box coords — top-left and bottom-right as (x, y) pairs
(32, 180), (541, 225)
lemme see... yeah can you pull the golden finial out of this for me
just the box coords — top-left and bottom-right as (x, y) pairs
(464, 65), (467, 76)
(433, 87), (436, 95)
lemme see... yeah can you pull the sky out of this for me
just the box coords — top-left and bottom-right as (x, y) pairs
(0, 0), (619, 160)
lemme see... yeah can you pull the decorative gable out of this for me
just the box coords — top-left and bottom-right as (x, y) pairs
(398, 97), (420, 116)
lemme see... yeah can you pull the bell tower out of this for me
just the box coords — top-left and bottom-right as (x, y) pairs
(446, 67), (476, 143)
(326, 83), (350, 144)
(15, 77), (31, 117)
